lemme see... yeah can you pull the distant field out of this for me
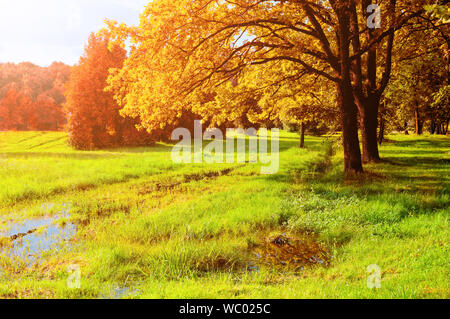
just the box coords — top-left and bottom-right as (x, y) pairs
(0, 131), (448, 299)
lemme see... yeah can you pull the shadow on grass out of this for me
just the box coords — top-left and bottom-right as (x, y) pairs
(280, 136), (449, 242)
(110, 135), (308, 155)
(390, 137), (449, 149)
(0, 152), (123, 160)
(383, 157), (450, 166)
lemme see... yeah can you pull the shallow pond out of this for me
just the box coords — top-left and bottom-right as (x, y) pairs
(0, 210), (76, 266)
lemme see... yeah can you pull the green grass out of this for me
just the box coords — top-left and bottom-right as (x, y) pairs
(0, 131), (448, 299)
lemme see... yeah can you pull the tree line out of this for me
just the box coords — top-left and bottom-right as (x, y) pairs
(0, 62), (69, 131)
(0, 1), (448, 175)
(99, 0), (449, 174)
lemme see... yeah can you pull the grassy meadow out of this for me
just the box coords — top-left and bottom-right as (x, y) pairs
(0, 131), (448, 299)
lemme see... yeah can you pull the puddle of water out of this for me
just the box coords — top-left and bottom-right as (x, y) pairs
(252, 233), (330, 270)
(0, 211), (76, 267)
(100, 284), (142, 299)
(111, 286), (141, 299)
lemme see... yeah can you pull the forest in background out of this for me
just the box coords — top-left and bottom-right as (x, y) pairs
(0, 62), (70, 131)
(0, 0), (448, 300)
(0, 1), (448, 171)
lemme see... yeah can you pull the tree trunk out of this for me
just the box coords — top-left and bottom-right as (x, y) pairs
(436, 123), (442, 135)
(299, 122), (305, 148)
(336, 5), (363, 174)
(430, 120), (436, 134)
(415, 107), (422, 135)
(358, 96), (381, 162)
(378, 113), (385, 145)
(339, 84), (363, 174)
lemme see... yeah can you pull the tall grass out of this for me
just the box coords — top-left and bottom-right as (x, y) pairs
(0, 131), (448, 299)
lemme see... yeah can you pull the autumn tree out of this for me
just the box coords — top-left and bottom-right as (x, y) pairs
(103, 0), (442, 174)
(205, 62), (339, 148)
(190, 68), (286, 134)
(0, 86), (23, 130)
(425, 3), (450, 23)
(275, 81), (340, 148)
(384, 15), (449, 136)
(385, 54), (440, 135)
(0, 85), (40, 131)
(430, 85), (450, 134)
(0, 62), (70, 131)
(32, 94), (65, 131)
(64, 33), (154, 150)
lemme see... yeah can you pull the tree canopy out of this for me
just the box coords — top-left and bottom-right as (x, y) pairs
(64, 33), (154, 150)
(0, 62), (70, 131)
(100, 0), (446, 173)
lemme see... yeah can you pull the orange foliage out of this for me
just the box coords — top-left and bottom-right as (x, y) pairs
(0, 62), (70, 131)
(64, 33), (154, 149)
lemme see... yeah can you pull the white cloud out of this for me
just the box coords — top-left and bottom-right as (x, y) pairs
(108, 0), (150, 11)
(65, 3), (82, 32)
(0, 42), (81, 66)
(0, 0), (147, 66)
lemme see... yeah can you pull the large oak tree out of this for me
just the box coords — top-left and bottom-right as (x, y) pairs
(103, 0), (441, 173)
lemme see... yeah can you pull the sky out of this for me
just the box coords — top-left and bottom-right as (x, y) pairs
(0, 0), (149, 67)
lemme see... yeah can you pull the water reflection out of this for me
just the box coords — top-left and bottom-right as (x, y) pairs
(0, 210), (76, 267)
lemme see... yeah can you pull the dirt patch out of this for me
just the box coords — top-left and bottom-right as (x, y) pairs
(137, 168), (234, 195)
(343, 170), (387, 185)
(183, 168), (233, 183)
(0, 288), (56, 299)
(8, 229), (37, 242)
(195, 255), (243, 273)
(137, 181), (182, 195)
(73, 201), (132, 226)
(252, 233), (330, 270)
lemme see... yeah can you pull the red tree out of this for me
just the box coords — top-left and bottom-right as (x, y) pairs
(0, 62), (71, 131)
(30, 94), (65, 131)
(0, 86), (32, 130)
(64, 33), (154, 149)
